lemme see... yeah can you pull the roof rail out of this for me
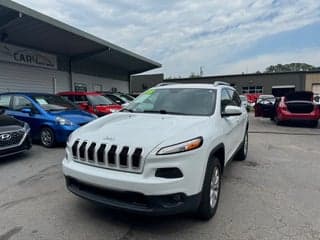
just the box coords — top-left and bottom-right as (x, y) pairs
(213, 81), (230, 86)
(155, 82), (179, 87)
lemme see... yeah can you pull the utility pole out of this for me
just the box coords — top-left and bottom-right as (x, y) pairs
(200, 66), (204, 77)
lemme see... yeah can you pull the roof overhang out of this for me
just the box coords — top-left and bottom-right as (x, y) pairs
(0, 0), (161, 74)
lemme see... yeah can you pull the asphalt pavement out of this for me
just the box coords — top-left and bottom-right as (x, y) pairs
(0, 114), (320, 240)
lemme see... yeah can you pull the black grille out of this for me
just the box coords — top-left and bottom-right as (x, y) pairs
(108, 145), (117, 165)
(0, 131), (25, 148)
(72, 140), (79, 157)
(97, 144), (106, 163)
(119, 146), (129, 167)
(79, 142), (87, 159)
(132, 148), (142, 168)
(87, 143), (96, 161)
(72, 141), (143, 173)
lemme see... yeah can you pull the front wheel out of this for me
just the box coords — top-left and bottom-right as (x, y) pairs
(40, 127), (55, 148)
(196, 157), (221, 220)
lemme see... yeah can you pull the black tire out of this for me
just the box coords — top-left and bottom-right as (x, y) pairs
(309, 120), (318, 128)
(196, 157), (222, 220)
(40, 127), (55, 148)
(234, 130), (248, 161)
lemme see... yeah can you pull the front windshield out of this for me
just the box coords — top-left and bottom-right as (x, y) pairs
(87, 95), (114, 105)
(125, 88), (216, 116)
(32, 95), (78, 111)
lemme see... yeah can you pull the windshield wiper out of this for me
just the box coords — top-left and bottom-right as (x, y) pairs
(143, 110), (168, 114)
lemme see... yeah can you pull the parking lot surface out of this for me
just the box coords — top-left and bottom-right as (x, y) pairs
(1, 114), (320, 240)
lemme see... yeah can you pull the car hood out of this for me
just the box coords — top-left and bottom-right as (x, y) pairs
(49, 110), (95, 125)
(285, 91), (313, 101)
(0, 114), (24, 127)
(72, 112), (209, 152)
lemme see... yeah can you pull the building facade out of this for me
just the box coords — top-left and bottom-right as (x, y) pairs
(0, 1), (160, 94)
(166, 71), (320, 95)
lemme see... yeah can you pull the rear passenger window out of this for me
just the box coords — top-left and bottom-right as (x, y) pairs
(0, 95), (11, 108)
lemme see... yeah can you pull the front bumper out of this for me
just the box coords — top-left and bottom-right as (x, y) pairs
(65, 176), (201, 215)
(62, 143), (208, 214)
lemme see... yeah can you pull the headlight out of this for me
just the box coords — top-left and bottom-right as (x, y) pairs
(110, 109), (118, 113)
(157, 137), (203, 155)
(56, 116), (74, 126)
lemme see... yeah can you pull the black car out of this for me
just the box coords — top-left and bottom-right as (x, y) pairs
(0, 108), (32, 158)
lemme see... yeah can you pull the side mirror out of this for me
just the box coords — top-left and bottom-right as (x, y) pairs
(222, 105), (242, 117)
(21, 108), (32, 115)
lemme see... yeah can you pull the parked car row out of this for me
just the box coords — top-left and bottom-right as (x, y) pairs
(254, 91), (320, 127)
(0, 91), (134, 156)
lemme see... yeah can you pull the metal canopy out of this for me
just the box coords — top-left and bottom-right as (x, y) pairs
(0, 0), (161, 74)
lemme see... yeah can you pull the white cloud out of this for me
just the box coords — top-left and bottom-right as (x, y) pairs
(13, 0), (320, 77)
(213, 47), (320, 75)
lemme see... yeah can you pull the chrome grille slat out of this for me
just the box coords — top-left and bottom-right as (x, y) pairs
(72, 140), (143, 173)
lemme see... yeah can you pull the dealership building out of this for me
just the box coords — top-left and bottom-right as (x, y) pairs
(0, 0), (160, 94)
(162, 71), (320, 95)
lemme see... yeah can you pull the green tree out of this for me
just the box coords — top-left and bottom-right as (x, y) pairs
(264, 63), (319, 73)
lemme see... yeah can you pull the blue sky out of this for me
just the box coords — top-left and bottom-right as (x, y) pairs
(14, 0), (320, 77)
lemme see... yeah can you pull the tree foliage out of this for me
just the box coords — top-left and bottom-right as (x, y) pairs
(264, 63), (319, 73)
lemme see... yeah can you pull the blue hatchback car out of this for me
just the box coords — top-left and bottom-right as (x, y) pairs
(0, 93), (97, 147)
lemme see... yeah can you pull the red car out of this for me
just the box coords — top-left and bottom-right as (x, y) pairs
(274, 91), (320, 127)
(58, 92), (122, 116)
(255, 91), (320, 127)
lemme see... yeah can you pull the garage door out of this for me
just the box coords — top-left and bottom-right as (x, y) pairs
(0, 62), (69, 93)
(312, 84), (320, 94)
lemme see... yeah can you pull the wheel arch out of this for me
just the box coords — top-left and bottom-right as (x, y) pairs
(208, 143), (225, 174)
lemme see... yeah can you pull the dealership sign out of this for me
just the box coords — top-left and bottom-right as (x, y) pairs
(0, 42), (57, 69)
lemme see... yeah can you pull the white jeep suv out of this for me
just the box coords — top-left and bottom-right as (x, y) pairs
(63, 83), (248, 220)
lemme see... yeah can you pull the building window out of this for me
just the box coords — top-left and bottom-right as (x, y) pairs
(242, 87), (249, 94)
(74, 83), (87, 92)
(242, 86), (263, 94)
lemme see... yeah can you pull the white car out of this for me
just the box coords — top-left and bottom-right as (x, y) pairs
(63, 83), (249, 220)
